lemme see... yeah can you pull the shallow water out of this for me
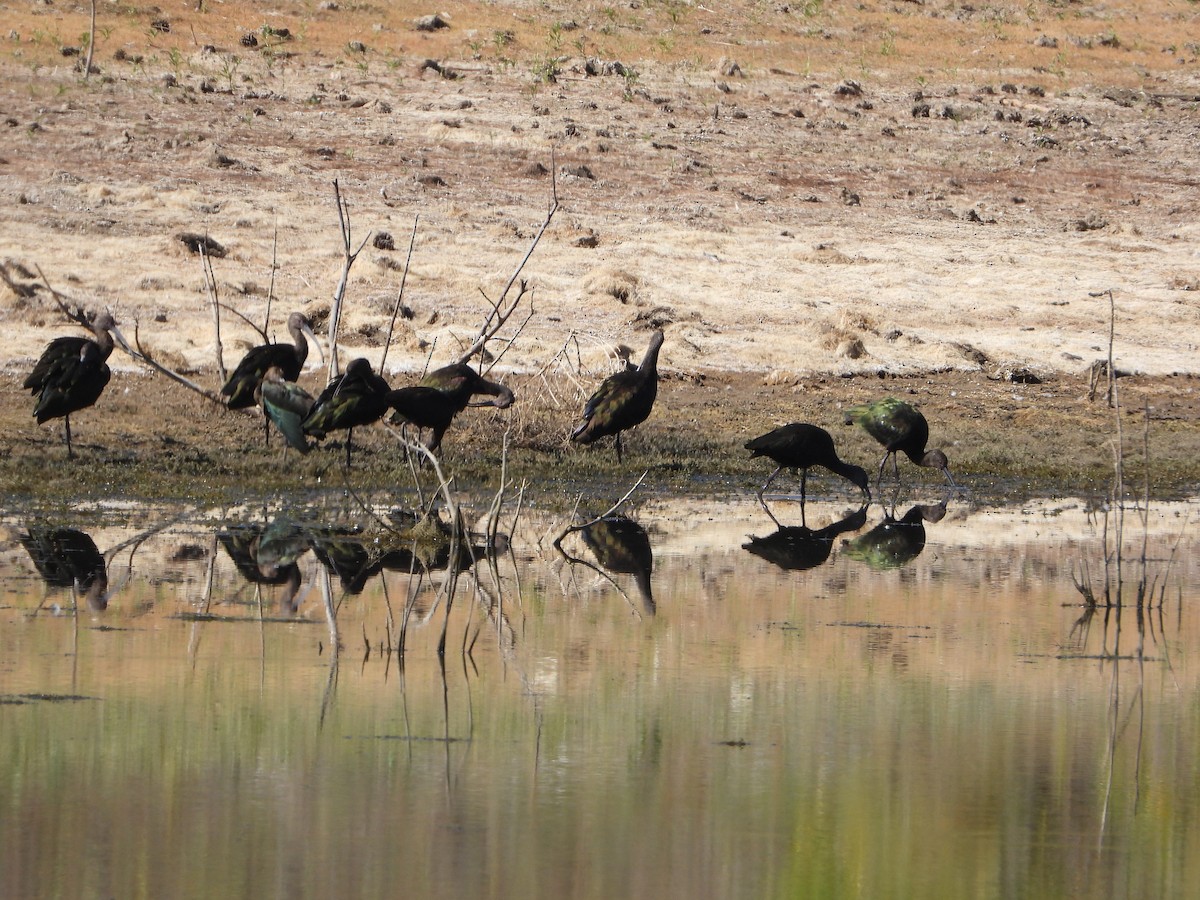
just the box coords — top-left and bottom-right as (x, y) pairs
(1, 495), (1197, 899)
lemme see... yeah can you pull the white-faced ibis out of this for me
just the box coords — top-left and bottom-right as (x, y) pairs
(845, 397), (956, 487)
(388, 363), (515, 452)
(259, 366), (315, 454)
(24, 312), (129, 459)
(571, 329), (664, 463)
(302, 357), (391, 466)
(387, 386), (460, 452)
(745, 422), (870, 524)
(221, 312), (321, 409)
(420, 363), (515, 412)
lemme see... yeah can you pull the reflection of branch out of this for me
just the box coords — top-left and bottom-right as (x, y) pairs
(552, 471), (647, 550)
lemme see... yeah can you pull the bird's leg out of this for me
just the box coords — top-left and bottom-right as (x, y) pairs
(65, 415), (74, 460)
(875, 452), (888, 488)
(614, 432), (623, 464)
(799, 468), (808, 527)
(344, 427), (354, 469)
(891, 452), (901, 483)
(756, 466), (781, 514)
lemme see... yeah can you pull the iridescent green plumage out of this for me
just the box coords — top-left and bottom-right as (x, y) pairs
(845, 397), (955, 486)
(571, 329), (664, 463)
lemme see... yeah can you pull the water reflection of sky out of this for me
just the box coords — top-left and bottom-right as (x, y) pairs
(0, 497), (1197, 898)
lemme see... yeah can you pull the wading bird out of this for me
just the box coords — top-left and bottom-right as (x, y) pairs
(420, 363), (515, 413)
(302, 358), (391, 467)
(388, 362), (515, 452)
(387, 386), (461, 453)
(24, 311), (129, 459)
(845, 397), (956, 487)
(571, 329), (664, 463)
(221, 312), (321, 409)
(259, 366), (315, 454)
(745, 422), (870, 525)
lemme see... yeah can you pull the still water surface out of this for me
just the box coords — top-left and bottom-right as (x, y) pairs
(1, 496), (1196, 899)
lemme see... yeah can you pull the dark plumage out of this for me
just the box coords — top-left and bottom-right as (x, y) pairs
(845, 397), (956, 487)
(386, 363), (515, 452)
(844, 500), (948, 570)
(259, 366), (315, 454)
(20, 526), (109, 611)
(24, 312), (127, 459)
(302, 358), (391, 466)
(571, 329), (664, 463)
(420, 363), (515, 412)
(580, 515), (656, 616)
(745, 422), (870, 524)
(221, 312), (320, 409)
(742, 505), (869, 572)
(386, 386), (460, 452)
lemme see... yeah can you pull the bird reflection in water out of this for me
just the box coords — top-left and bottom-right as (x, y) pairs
(20, 526), (110, 612)
(843, 498), (950, 570)
(219, 519), (309, 614)
(742, 504), (869, 572)
(579, 515), (656, 616)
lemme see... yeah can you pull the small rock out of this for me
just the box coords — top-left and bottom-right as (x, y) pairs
(413, 14), (449, 32)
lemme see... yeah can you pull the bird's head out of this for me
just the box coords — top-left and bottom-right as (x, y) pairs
(922, 449), (956, 486)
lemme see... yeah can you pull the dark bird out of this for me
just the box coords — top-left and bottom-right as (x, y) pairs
(745, 423), (870, 525)
(845, 397), (956, 487)
(24, 311), (129, 459)
(843, 499), (948, 570)
(420, 363), (515, 412)
(221, 311), (321, 409)
(20, 526), (110, 612)
(571, 329), (665, 463)
(581, 515), (656, 615)
(387, 386), (461, 453)
(302, 358), (392, 466)
(259, 366), (315, 454)
(742, 504), (869, 572)
(388, 362), (515, 452)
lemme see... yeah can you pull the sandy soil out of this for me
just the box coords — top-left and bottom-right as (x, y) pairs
(0, 1), (1198, 498)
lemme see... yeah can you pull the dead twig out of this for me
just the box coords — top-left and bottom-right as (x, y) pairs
(327, 179), (373, 381)
(379, 215), (419, 373)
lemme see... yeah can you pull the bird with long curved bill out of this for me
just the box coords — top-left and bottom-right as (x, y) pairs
(24, 311), (130, 459)
(222, 311), (323, 409)
(845, 397), (956, 487)
(745, 422), (870, 526)
(571, 329), (664, 463)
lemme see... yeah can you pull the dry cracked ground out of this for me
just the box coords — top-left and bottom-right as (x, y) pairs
(0, 0), (1198, 502)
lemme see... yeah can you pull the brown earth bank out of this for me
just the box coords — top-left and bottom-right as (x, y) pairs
(0, 1), (1198, 504)
(1, 365), (1198, 506)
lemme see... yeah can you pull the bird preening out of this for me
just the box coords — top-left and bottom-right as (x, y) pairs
(24, 311), (130, 459)
(845, 397), (956, 488)
(745, 422), (870, 525)
(572, 329), (664, 463)
(389, 362), (516, 453)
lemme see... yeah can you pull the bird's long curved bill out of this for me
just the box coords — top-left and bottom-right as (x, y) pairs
(301, 321), (326, 366)
(109, 324), (134, 356)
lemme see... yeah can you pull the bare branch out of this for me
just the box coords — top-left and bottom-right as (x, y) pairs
(202, 244), (227, 385)
(379, 215), (419, 373)
(327, 179), (373, 381)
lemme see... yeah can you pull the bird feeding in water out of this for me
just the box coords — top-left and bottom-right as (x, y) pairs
(744, 422), (870, 525)
(571, 329), (664, 463)
(24, 311), (130, 459)
(845, 397), (956, 487)
(221, 312), (322, 409)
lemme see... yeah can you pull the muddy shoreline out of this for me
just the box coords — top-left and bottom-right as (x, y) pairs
(2, 365), (1198, 506)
